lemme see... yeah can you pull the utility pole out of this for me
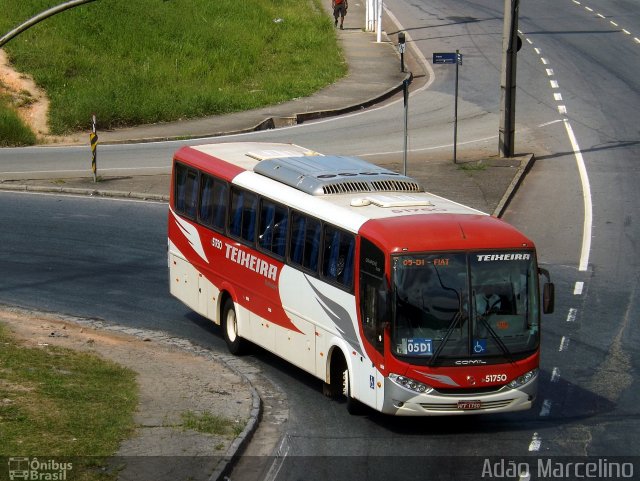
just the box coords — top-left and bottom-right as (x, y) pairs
(499, 0), (519, 158)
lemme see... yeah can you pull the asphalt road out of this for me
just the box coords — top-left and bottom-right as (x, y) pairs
(504, 0), (640, 461)
(1, 0), (639, 479)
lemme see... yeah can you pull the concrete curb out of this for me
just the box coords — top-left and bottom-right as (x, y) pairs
(209, 384), (262, 481)
(0, 182), (169, 202)
(492, 153), (536, 218)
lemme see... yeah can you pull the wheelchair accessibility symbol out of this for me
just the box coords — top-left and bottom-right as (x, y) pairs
(473, 339), (487, 354)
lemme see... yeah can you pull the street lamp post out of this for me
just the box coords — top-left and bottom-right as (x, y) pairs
(0, 0), (98, 48)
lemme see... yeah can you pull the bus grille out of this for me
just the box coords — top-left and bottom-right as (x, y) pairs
(420, 399), (514, 412)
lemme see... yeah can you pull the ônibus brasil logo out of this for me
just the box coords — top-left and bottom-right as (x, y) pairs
(7, 457), (73, 480)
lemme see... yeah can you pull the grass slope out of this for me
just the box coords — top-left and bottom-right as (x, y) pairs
(0, 93), (37, 146)
(0, 323), (137, 478)
(0, 0), (345, 135)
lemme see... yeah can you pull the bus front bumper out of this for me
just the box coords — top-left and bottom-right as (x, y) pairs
(380, 376), (538, 416)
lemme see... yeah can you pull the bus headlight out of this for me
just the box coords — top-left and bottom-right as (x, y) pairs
(507, 368), (538, 389)
(389, 373), (434, 394)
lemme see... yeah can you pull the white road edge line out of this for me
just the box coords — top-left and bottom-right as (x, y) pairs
(563, 119), (593, 271)
(356, 135), (497, 157)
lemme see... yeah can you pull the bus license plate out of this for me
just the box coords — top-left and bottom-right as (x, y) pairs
(458, 400), (482, 410)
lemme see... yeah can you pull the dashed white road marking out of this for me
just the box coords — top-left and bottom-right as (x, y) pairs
(574, 281), (584, 295)
(529, 433), (542, 452)
(540, 399), (553, 417)
(551, 367), (561, 383)
(559, 336), (571, 351)
(518, 472), (531, 481)
(566, 307), (577, 322)
(571, 2), (639, 45)
(525, 31), (594, 272)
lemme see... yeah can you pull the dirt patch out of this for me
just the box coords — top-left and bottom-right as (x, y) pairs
(0, 49), (50, 139)
(0, 306), (255, 480)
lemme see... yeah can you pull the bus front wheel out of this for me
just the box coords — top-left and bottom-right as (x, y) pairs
(343, 367), (363, 415)
(222, 298), (246, 355)
(323, 352), (363, 415)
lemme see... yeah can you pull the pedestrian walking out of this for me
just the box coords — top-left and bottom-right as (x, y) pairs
(332, 0), (348, 30)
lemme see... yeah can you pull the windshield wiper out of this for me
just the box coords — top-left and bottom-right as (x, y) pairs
(429, 310), (465, 366)
(428, 264), (464, 366)
(473, 289), (515, 364)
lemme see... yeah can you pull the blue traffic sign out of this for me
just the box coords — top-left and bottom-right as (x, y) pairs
(433, 52), (458, 65)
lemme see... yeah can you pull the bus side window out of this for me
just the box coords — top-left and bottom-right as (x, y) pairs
(229, 188), (257, 244)
(304, 218), (321, 271)
(174, 164), (199, 219)
(258, 200), (288, 259)
(212, 181), (228, 230)
(199, 175), (228, 231)
(322, 225), (355, 290)
(289, 212), (321, 274)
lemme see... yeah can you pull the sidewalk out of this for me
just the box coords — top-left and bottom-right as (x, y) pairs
(0, 3), (535, 481)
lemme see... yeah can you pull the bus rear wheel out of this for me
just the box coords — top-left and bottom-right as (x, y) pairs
(222, 298), (246, 355)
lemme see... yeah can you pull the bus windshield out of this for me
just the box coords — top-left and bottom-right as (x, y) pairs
(392, 251), (539, 363)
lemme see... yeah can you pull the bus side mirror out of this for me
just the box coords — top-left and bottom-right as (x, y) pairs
(543, 282), (555, 314)
(538, 268), (555, 314)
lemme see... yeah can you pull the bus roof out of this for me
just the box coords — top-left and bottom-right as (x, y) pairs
(174, 142), (534, 249)
(360, 214), (534, 253)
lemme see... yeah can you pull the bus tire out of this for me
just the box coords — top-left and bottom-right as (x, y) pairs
(343, 367), (363, 415)
(222, 298), (246, 355)
(326, 351), (363, 414)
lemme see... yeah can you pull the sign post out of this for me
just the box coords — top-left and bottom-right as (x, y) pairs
(432, 51), (463, 164)
(398, 32), (406, 72)
(90, 114), (98, 182)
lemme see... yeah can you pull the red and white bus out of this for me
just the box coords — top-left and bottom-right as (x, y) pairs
(168, 142), (554, 416)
